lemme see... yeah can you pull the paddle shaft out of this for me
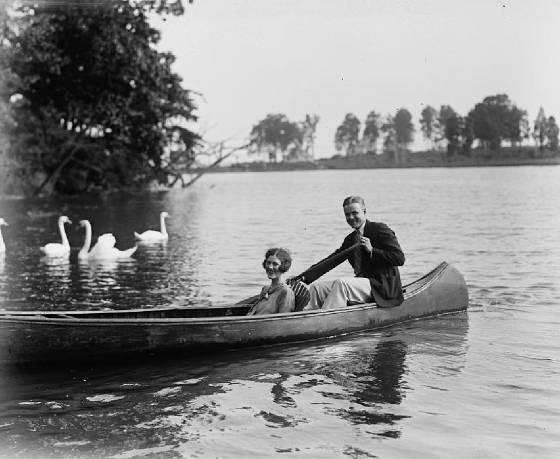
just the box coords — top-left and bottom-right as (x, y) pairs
(292, 242), (361, 284)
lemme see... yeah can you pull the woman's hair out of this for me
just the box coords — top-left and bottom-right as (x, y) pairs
(262, 247), (292, 273)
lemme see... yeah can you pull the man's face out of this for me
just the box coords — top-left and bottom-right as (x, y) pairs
(343, 203), (366, 229)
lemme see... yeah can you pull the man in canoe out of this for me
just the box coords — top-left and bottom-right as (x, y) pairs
(303, 195), (405, 309)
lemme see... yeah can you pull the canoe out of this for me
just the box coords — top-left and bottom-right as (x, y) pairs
(0, 262), (468, 365)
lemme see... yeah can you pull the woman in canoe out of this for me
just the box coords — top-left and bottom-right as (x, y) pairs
(247, 247), (295, 315)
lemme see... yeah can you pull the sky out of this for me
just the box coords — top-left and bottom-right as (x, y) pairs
(153, 0), (560, 159)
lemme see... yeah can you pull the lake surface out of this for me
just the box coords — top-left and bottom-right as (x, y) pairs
(0, 166), (559, 458)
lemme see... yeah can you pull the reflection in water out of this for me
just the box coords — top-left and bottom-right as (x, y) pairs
(40, 255), (71, 276)
(336, 339), (410, 438)
(0, 191), (211, 311)
(357, 339), (408, 405)
(1, 166), (558, 457)
(0, 254), (5, 301)
(0, 315), (470, 458)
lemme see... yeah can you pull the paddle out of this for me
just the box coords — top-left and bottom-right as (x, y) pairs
(291, 242), (361, 284)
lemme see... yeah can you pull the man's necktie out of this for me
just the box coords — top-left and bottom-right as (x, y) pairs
(354, 229), (362, 276)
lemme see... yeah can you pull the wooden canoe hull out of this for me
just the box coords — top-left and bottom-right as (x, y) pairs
(0, 262), (468, 365)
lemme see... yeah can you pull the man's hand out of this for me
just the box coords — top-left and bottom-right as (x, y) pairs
(360, 236), (373, 254)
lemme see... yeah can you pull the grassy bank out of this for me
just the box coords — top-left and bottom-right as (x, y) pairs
(212, 147), (560, 173)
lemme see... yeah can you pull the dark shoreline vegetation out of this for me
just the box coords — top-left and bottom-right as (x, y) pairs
(1, 1), (559, 198)
(211, 147), (560, 174)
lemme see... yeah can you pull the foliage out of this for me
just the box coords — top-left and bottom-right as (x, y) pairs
(533, 107), (547, 150)
(1, 0), (199, 195)
(362, 111), (381, 154)
(470, 94), (527, 150)
(504, 105), (530, 147)
(546, 116), (559, 151)
(419, 105), (439, 148)
(249, 113), (303, 162)
(394, 108), (414, 149)
(334, 113), (360, 156)
(300, 114), (320, 158)
(380, 115), (395, 152)
(461, 112), (474, 154)
(438, 105), (462, 155)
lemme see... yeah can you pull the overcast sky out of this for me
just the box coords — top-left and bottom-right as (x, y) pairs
(154, 0), (560, 158)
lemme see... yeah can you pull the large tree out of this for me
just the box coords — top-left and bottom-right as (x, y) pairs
(249, 113), (303, 162)
(470, 94), (527, 150)
(334, 113), (360, 156)
(362, 110), (381, 154)
(1, 0), (199, 195)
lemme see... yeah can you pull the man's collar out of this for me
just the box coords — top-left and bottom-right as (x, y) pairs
(356, 221), (366, 235)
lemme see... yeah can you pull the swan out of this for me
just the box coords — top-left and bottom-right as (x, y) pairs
(0, 218), (7, 253)
(78, 220), (137, 260)
(40, 216), (72, 257)
(134, 211), (169, 242)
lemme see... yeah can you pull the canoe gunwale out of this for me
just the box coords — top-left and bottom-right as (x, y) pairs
(0, 261), (457, 326)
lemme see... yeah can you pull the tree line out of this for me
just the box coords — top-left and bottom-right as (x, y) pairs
(249, 95), (559, 162)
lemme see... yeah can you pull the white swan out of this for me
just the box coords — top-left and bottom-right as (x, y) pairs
(134, 211), (169, 242)
(78, 220), (137, 260)
(40, 215), (72, 257)
(0, 218), (7, 253)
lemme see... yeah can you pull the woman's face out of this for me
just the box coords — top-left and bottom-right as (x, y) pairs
(264, 255), (283, 280)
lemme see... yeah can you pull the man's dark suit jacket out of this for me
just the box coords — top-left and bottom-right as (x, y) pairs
(303, 220), (405, 308)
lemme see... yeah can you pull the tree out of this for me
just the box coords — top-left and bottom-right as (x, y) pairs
(419, 105), (439, 149)
(439, 105), (462, 157)
(504, 105), (529, 147)
(461, 112), (474, 155)
(380, 115), (396, 153)
(2, 0), (199, 195)
(249, 113), (303, 162)
(334, 113), (360, 156)
(394, 108), (414, 150)
(470, 94), (527, 151)
(470, 96), (505, 150)
(300, 114), (320, 159)
(533, 107), (547, 151)
(362, 110), (381, 154)
(546, 116), (559, 151)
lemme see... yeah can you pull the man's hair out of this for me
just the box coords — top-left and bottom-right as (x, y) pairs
(263, 247), (292, 273)
(342, 195), (366, 210)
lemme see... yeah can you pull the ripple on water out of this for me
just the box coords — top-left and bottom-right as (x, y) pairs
(152, 387), (182, 397)
(1, 167), (560, 458)
(85, 394), (125, 403)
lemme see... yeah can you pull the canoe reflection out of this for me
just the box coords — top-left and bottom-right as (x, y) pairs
(0, 313), (469, 457)
(354, 338), (408, 405)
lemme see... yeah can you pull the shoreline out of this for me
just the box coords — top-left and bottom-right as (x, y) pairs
(207, 155), (560, 174)
(2, 156), (558, 199)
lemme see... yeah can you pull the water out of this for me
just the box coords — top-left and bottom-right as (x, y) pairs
(0, 166), (559, 458)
